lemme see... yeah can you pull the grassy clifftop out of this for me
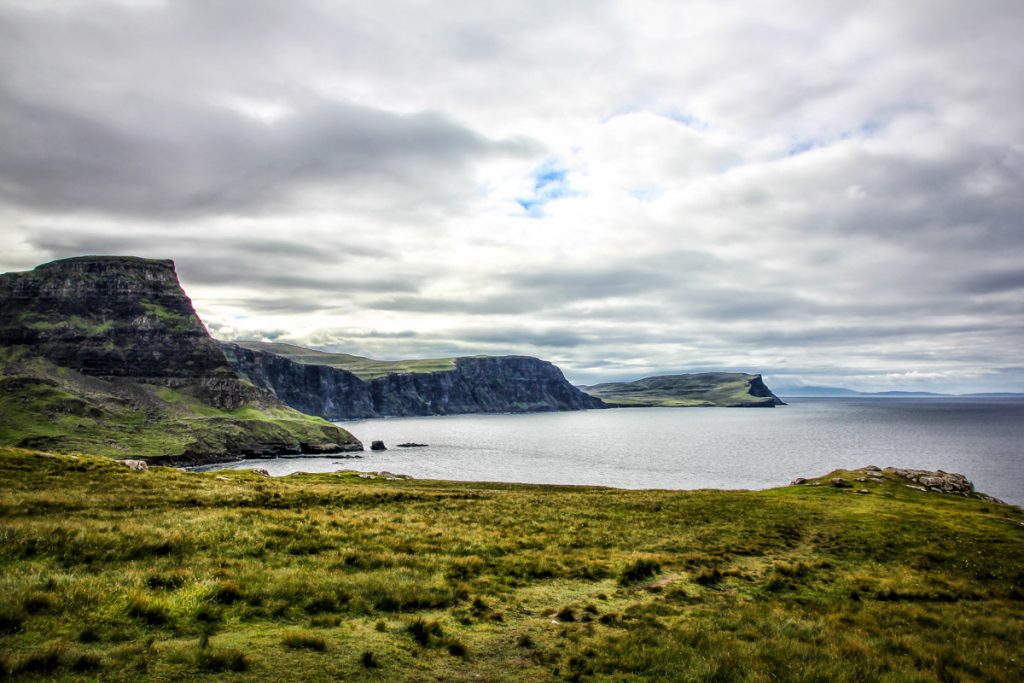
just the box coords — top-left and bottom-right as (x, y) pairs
(229, 341), (461, 380)
(0, 347), (359, 463)
(1, 448), (1021, 681)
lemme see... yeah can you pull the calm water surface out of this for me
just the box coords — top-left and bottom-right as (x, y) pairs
(212, 398), (1024, 505)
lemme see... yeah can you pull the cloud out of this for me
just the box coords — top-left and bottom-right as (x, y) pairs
(1, 0), (1023, 392)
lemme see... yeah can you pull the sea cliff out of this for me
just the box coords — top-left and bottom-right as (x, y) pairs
(220, 341), (605, 419)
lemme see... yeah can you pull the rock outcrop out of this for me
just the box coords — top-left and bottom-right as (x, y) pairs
(0, 256), (362, 462)
(220, 342), (606, 419)
(883, 467), (975, 494)
(790, 466), (1001, 502)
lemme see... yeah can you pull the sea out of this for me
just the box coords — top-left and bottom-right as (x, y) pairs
(204, 398), (1024, 506)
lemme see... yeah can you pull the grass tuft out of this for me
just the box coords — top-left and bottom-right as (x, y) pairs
(360, 650), (378, 668)
(281, 630), (327, 651)
(406, 617), (444, 646)
(619, 558), (661, 585)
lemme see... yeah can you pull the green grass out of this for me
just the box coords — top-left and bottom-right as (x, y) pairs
(0, 348), (359, 461)
(1, 448), (1022, 681)
(232, 341), (461, 380)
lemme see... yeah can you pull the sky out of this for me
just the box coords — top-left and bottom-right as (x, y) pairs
(1, 0), (1022, 393)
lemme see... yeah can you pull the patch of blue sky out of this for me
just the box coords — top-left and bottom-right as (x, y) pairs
(785, 118), (890, 157)
(516, 159), (578, 217)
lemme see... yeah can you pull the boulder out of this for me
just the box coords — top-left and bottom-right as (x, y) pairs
(119, 459), (148, 471)
(370, 440), (387, 451)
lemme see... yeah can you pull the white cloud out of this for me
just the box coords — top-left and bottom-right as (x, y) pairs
(1, 0), (1022, 392)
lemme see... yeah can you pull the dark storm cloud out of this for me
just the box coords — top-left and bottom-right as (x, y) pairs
(30, 230), (385, 264)
(509, 265), (676, 300)
(365, 293), (539, 315)
(0, 86), (525, 217)
(961, 269), (1024, 295)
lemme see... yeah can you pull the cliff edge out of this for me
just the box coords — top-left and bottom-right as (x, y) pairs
(220, 341), (606, 419)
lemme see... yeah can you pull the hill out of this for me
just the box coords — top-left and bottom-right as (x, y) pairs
(582, 372), (785, 407)
(0, 256), (361, 464)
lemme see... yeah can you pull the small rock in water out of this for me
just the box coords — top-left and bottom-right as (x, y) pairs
(370, 440), (387, 451)
(397, 442), (428, 448)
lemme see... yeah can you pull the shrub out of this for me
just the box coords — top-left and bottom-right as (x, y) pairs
(555, 607), (576, 623)
(517, 634), (535, 648)
(361, 650), (379, 668)
(618, 558), (661, 585)
(281, 630), (327, 651)
(447, 640), (468, 658)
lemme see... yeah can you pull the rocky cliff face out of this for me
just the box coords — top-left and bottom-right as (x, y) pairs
(0, 256), (361, 461)
(220, 342), (606, 419)
(0, 256), (229, 380)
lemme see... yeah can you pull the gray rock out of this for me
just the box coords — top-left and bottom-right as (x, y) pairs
(790, 477), (807, 485)
(119, 459), (148, 471)
(885, 467), (974, 494)
(370, 440), (387, 451)
(831, 477), (853, 488)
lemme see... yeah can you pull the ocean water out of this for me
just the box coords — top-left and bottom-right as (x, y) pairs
(209, 398), (1024, 505)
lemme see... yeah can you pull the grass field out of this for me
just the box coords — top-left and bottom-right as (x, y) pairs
(231, 341), (461, 380)
(1, 448), (1022, 681)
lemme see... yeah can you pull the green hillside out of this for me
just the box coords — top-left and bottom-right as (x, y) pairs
(583, 372), (784, 407)
(0, 346), (357, 463)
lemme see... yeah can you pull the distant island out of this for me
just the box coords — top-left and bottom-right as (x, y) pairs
(581, 373), (785, 407)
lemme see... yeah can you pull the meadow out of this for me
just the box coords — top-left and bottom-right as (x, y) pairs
(1, 447), (1022, 681)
